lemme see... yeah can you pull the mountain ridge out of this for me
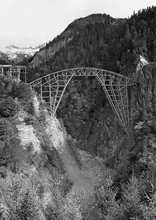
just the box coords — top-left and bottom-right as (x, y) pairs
(28, 13), (120, 70)
(0, 43), (45, 56)
(4, 44), (45, 50)
(0, 43), (46, 64)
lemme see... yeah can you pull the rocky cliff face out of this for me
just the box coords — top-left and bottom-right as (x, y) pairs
(135, 62), (156, 119)
(0, 77), (113, 220)
(131, 62), (156, 162)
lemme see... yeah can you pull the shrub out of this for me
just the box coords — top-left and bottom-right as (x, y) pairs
(2, 137), (29, 172)
(0, 97), (18, 117)
(10, 82), (34, 114)
(0, 172), (45, 220)
(94, 176), (124, 220)
(0, 119), (13, 140)
(11, 82), (32, 100)
(121, 175), (144, 219)
(0, 77), (17, 96)
(141, 193), (156, 219)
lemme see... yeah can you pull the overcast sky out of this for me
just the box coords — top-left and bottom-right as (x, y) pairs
(0, 0), (155, 48)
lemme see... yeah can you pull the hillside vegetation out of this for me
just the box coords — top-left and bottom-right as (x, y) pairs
(1, 64), (156, 219)
(28, 7), (156, 79)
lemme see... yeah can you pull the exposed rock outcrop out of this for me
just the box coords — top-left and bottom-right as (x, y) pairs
(0, 79), (111, 219)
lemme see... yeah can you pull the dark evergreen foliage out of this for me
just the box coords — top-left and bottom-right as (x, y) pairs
(0, 97), (18, 118)
(28, 6), (156, 82)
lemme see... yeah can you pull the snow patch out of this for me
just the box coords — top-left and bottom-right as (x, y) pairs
(16, 123), (41, 154)
(140, 55), (149, 66)
(0, 45), (40, 59)
(136, 55), (149, 72)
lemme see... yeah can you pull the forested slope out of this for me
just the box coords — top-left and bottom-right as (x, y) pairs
(28, 6), (156, 80)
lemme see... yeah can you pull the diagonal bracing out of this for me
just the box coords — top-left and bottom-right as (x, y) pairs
(30, 68), (134, 133)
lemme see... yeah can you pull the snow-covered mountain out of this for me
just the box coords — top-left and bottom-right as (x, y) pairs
(0, 44), (45, 60)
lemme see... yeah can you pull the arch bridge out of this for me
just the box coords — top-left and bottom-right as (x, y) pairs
(30, 67), (135, 134)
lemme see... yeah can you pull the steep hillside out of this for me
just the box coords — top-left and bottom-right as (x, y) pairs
(29, 13), (115, 69)
(0, 76), (117, 219)
(26, 6), (156, 161)
(28, 7), (156, 81)
(1, 61), (156, 219)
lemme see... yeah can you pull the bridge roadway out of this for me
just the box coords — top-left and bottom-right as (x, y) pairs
(29, 67), (135, 134)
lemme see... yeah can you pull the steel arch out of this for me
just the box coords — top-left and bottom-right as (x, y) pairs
(30, 67), (134, 133)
